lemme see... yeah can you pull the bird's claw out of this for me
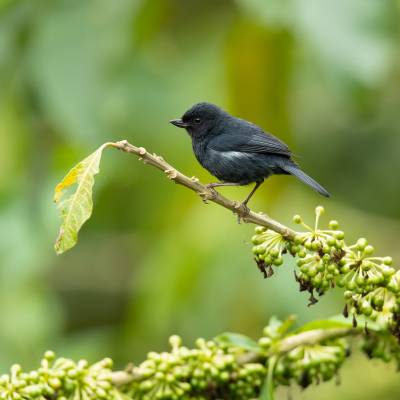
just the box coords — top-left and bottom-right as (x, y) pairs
(205, 185), (219, 199)
(199, 186), (218, 203)
(233, 201), (250, 224)
(240, 202), (250, 215)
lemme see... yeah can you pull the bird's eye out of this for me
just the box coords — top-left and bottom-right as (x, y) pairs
(194, 118), (201, 124)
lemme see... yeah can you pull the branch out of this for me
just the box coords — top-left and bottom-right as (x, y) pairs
(277, 327), (358, 353)
(109, 140), (296, 239)
(110, 326), (359, 386)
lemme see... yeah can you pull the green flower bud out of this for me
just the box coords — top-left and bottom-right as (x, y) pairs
(23, 385), (43, 397)
(264, 255), (273, 265)
(356, 274), (366, 286)
(44, 351), (55, 361)
(67, 369), (78, 378)
(311, 241), (320, 251)
(322, 245), (331, 254)
(369, 272), (384, 285)
(293, 215), (302, 224)
(77, 359), (88, 369)
(317, 262), (326, 272)
(321, 280), (330, 291)
(334, 231), (345, 240)
(255, 226), (266, 234)
(383, 257), (393, 266)
(356, 238), (368, 251)
(305, 241), (313, 251)
(361, 300), (373, 316)
(327, 237), (337, 247)
(346, 280), (357, 291)
(258, 337), (272, 349)
(96, 388), (107, 399)
(307, 266), (318, 278)
(154, 371), (164, 381)
(344, 291), (354, 300)
(169, 335), (182, 349)
(42, 385), (55, 396)
(49, 378), (61, 390)
(339, 265), (350, 275)
(315, 206), (325, 215)
(380, 264), (395, 278)
(294, 235), (304, 245)
(329, 220), (339, 230)
(253, 245), (266, 255)
(298, 250), (307, 259)
(327, 263), (337, 272)
(364, 245), (374, 256)
(220, 371), (230, 382)
(388, 273), (400, 293)
(273, 256), (284, 267)
(270, 248), (280, 258)
(372, 293), (384, 309)
(312, 275), (322, 286)
(325, 273), (334, 281)
(336, 278), (345, 288)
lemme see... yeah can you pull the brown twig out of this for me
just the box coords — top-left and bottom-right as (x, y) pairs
(108, 140), (296, 239)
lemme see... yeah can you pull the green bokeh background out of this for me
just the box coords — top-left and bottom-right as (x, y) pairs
(1, 0), (400, 398)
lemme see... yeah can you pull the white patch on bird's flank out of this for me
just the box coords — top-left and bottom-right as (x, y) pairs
(222, 151), (246, 160)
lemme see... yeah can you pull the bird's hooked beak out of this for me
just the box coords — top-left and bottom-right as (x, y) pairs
(169, 118), (190, 128)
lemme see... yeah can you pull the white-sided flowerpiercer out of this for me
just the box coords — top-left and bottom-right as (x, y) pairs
(170, 102), (329, 207)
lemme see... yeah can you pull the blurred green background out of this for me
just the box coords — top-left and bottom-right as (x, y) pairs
(1, 0), (400, 398)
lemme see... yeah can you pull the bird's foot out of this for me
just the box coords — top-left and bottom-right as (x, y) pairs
(205, 184), (219, 199)
(199, 185), (218, 203)
(205, 183), (219, 190)
(233, 201), (250, 224)
(240, 201), (250, 215)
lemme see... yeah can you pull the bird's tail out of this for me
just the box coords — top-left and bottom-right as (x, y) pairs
(282, 162), (330, 198)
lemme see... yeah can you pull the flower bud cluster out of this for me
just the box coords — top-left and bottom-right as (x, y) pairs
(126, 335), (265, 399)
(251, 206), (400, 338)
(361, 332), (400, 368)
(252, 227), (288, 278)
(340, 241), (399, 327)
(3, 316), (400, 400)
(275, 339), (349, 388)
(0, 351), (115, 399)
(257, 316), (349, 389)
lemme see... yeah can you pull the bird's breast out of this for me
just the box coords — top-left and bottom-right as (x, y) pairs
(192, 139), (208, 165)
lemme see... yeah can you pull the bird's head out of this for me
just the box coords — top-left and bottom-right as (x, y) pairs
(170, 102), (225, 137)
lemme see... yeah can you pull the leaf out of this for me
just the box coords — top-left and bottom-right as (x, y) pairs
(215, 333), (262, 353)
(295, 314), (385, 333)
(263, 315), (296, 340)
(54, 143), (110, 254)
(259, 355), (277, 400)
(295, 318), (352, 333)
(276, 315), (296, 336)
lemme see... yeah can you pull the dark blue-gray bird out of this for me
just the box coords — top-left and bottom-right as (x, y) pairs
(170, 102), (329, 207)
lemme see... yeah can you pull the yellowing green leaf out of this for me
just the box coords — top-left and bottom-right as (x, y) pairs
(54, 143), (110, 254)
(214, 332), (262, 353)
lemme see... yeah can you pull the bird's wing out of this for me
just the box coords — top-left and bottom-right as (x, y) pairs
(209, 124), (292, 157)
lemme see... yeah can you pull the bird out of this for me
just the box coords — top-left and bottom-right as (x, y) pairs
(170, 102), (329, 208)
